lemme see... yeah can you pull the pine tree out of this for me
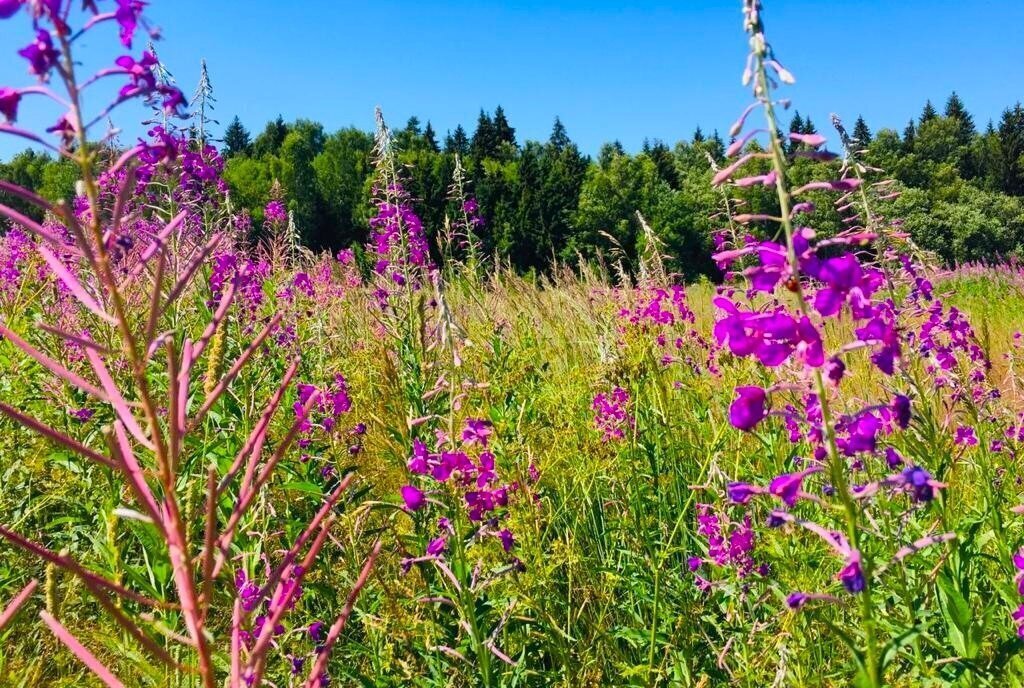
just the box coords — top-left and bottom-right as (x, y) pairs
(852, 116), (872, 145)
(493, 105), (516, 149)
(692, 126), (705, 143)
(549, 117), (570, 151)
(801, 116), (817, 135)
(471, 110), (497, 159)
(997, 103), (1024, 196)
(423, 121), (439, 152)
(445, 125), (470, 156)
(222, 116), (251, 157)
(944, 91), (976, 146)
(920, 99), (938, 124)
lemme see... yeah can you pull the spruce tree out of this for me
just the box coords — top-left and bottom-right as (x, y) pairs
(423, 121), (439, 152)
(222, 116), (251, 157)
(944, 91), (976, 146)
(471, 110), (497, 159)
(549, 117), (570, 151)
(493, 105), (516, 148)
(920, 99), (938, 124)
(997, 103), (1024, 196)
(692, 126), (705, 143)
(445, 125), (470, 156)
(852, 115), (872, 145)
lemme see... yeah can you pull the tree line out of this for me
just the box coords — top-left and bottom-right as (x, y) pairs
(4, 92), (1024, 277)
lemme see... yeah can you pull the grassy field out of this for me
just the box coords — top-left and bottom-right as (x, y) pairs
(3, 254), (1024, 686)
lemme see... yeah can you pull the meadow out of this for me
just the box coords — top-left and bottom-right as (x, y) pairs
(3, 1), (1024, 687)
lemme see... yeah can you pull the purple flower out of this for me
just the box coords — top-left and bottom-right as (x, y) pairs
(727, 481), (761, 505)
(838, 412), (881, 456)
(19, 30), (58, 78)
(426, 535), (447, 556)
(825, 356), (846, 385)
(0, 1), (22, 20)
(115, 51), (158, 99)
(308, 621), (326, 644)
(1013, 604), (1024, 638)
(768, 467), (820, 507)
(811, 254), (879, 319)
(235, 570), (262, 612)
(837, 554), (865, 593)
(400, 485), (425, 511)
(856, 315), (900, 375)
(729, 386), (767, 431)
(115, 0), (146, 48)
(900, 466), (936, 503)
(70, 408), (94, 422)
(265, 199), (287, 224)
(786, 592), (809, 609)
(498, 528), (515, 552)
(954, 425), (977, 447)
(461, 418), (493, 447)
(0, 88), (20, 122)
(891, 394), (911, 430)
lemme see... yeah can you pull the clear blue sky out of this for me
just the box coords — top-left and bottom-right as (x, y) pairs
(0, 0), (1021, 158)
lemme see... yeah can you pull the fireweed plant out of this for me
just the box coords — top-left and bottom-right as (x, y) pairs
(364, 110), (529, 687)
(0, 2), (379, 686)
(703, 1), (1024, 686)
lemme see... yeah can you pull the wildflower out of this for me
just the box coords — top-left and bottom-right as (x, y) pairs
(1013, 605), (1024, 639)
(884, 447), (904, 468)
(729, 386), (767, 431)
(0, 1), (22, 19)
(837, 553), (865, 593)
(461, 418), (493, 447)
(265, 199), (287, 224)
(786, 592), (809, 609)
(497, 529), (515, 552)
(0, 87), (20, 122)
(838, 411), (881, 456)
(727, 481), (762, 505)
(235, 570), (262, 612)
(768, 467), (821, 507)
(426, 535), (447, 556)
(898, 466), (938, 503)
(954, 425), (978, 446)
(70, 408), (94, 422)
(891, 394), (912, 430)
(115, 0), (146, 48)
(115, 51), (158, 99)
(592, 387), (633, 441)
(811, 254), (879, 318)
(19, 29), (58, 78)
(825, 356), (845, 385)
(400, 485), (426, 512)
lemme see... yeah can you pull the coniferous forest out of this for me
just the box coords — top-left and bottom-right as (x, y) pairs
(6, 93), (1024, 277)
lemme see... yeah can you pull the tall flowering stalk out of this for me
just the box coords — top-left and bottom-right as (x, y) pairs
(0, 3), (377, 686)
(709, 3), (956, 685)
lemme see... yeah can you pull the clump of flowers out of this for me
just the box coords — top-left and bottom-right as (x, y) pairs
(592, 386), (634, 442)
